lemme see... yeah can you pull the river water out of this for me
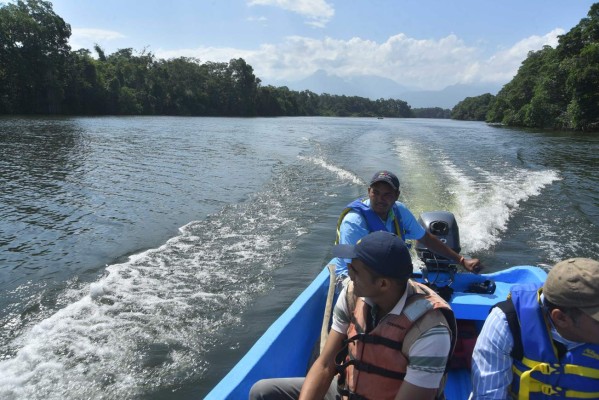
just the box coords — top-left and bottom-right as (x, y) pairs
(0, 116), (597, 399)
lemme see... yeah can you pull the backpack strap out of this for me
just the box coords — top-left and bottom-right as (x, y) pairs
(495, 298), (523, 361)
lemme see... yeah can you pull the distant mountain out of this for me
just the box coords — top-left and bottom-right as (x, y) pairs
(266, 71), (503, 109)
(398, 83), (503, 109)
(269, 69), (412, 101)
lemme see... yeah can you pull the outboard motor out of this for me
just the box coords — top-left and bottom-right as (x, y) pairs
(415, 211), (461, 288)
(416, 211), (461, 269)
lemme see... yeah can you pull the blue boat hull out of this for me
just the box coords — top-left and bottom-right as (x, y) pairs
(206, 264), (547, 399)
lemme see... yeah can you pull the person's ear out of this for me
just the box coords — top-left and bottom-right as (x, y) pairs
(378, 277), (390, 290)
(550, 308), (573, 328)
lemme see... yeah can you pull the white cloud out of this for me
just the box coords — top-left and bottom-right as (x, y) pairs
(72, 28), (126, 41)
(247, 0), (334, 28)
(69, 28), (126, 51)
(155, 46), (256, 64)
(154, 28), (566, 91)
(471, 28), (565, 85)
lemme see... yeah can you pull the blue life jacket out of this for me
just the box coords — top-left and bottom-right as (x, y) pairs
(335, 198), (406, 245)
(509, 284), (599, 400)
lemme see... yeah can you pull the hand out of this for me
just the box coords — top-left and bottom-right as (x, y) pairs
(463, 258), (483, 274)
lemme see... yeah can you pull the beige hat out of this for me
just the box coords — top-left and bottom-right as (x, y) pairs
(544, 258), (599, 322)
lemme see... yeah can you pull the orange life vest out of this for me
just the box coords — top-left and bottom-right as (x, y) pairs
(335, 280), (456, 400)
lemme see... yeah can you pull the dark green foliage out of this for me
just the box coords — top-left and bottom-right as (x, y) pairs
(413, 107), (451, 119)
(4, 1), (599, 125)
(484, 3), (599, 131)
(0, 1), (417, 118)
(0, 0), (71, 113)
(451, 93), (495, 121)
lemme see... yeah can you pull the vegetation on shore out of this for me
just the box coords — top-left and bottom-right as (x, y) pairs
(0, 0), (414, 118)
(451, 3), (599, 131)
(3, 0), (598, 130)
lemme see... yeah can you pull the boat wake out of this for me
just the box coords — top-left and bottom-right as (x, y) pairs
(297, 156), (365, 187)
(440, 159), (561, 253)
(0, 163), (331, 400)
(392, 138), (561, 255)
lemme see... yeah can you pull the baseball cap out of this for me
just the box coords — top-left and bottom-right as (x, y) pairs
(370, 171), (400, 191)
(333, 231), (412, 279)
(544, 258), (599, 322)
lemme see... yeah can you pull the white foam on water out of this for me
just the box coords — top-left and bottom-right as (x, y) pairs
(440, 159), (561, 253)
(532, 225), (575, 263)
(0, 163), (328, 399)
(0, 237), (236, 399)
(392, 138), (561, 256)
(0, 234), (254, 398)
(298, 156), (365, 186)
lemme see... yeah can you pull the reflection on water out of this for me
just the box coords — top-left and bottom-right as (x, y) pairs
(1, 119), (90, 270)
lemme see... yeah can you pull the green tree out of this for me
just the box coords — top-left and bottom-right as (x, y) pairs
(63, 48), (105, 114)
(228, 58), (260, 116)
(104, 48), (155, 114)
(0, 0), (71, 113)
(563, 42), (599, 130)
(452, 93), (495, 121)
(484, 3), (599, 131)
(152, 57), (208, 115)
(203, 61), (231, 114)
(413, 107), (450, 119)
(0, 1), (433, 118)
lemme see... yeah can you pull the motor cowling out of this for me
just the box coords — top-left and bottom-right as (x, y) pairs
(415, 211), (461, 270)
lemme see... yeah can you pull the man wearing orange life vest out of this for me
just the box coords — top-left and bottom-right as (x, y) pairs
(250, 231), (457, 400)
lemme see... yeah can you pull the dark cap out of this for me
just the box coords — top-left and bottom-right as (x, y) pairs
(544, 258), (599, 322)
(370, 170), (400, 191)
(333, 231), (412, 279)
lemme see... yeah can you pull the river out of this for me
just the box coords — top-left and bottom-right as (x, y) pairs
(0, 116), (597, 399)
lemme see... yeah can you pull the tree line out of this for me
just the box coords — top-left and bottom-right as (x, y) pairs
(451, 3), (599, 131)
(0, 0), (417, 118)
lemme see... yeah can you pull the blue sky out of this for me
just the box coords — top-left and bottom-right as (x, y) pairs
(49, 0), (597, 90)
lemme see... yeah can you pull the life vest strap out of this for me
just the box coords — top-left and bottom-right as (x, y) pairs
(517, 361), (599, 400)
(564, 363), (599, 379)
(345, 332), (404, 351)
(518, 363), (551, 400)
(342, 358), (407, 380)
(524, 380), (599, 399)
(520, 359), (560, 374)
(337, 386), (369, 400)
(520, 357), (599, 379)
(335, 335), (406, 380)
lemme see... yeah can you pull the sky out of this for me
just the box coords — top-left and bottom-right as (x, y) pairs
(47, 0), (598, 91)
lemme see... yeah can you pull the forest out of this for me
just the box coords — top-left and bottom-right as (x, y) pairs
(0, 0), (413, 118)
(3, 0), (598, 130)
(451, 3), (599, 131)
